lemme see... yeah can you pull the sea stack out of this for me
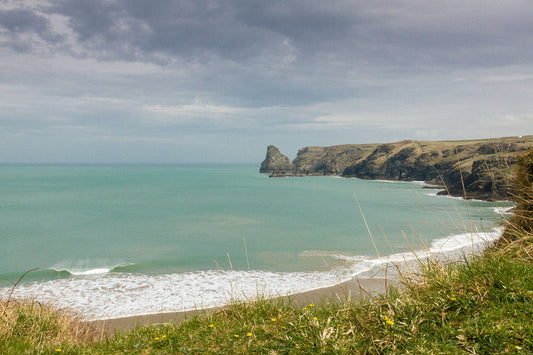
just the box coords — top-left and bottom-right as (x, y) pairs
(260, 145), (294, 174)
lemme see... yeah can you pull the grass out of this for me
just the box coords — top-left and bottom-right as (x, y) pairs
(2, 148), (532, 354)
(3, 238), (531, 354)
(0, 299), (100, 354)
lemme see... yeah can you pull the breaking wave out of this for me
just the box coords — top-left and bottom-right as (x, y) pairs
(0, 229), (501, 321)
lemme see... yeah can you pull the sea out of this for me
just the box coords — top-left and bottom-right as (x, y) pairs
(0, 164), (511, 320)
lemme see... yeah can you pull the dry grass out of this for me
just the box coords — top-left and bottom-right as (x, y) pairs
(0, 299), (101, 353)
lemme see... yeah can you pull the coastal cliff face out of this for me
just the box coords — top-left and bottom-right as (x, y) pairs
(259, 145), (294, 174)
(292, 144), (377, 175)
(260, 136), (533, 200)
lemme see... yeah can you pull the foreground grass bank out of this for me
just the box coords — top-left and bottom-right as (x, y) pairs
(2, 149), (532, 354)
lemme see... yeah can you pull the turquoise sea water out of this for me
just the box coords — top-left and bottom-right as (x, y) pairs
(0, 165), (509, 319)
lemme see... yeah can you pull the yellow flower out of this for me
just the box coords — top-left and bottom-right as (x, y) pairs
(384, 316), (394, 325)
(234, 334), (239, 338)
(309, 304), (315, 307)
(516, 345), (522, 350)
(162, 335), (167, 338)
(450, 297), (457, 301)
(271, 318), (277, 322)
(246, 332), (253, 337)
(313, 317), (318, 320)
(302, 307), (308, 310)
(155, 337), (160, 340)
(281, 326), (286, 329)
(209, 324), (214, 328)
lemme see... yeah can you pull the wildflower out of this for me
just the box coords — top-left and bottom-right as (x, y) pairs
(281, 326), (286, 329)
(450, 297), (457, 301)
(271, 318), (277, 322)
(162, 335), (167, 339)
(234, 334), (239, 338)
(309, 304), (315, 307)
(302, 307), (308, 310)
(516, 345), (522, 350)
(209, 324), (214, 328)
(155, 337), (160, 340)
(247, 333), (253, 337)
(384, 316), (394, 325)
(313, 317), (318, 320)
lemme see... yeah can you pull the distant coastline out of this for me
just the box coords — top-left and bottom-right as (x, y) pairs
(260, 136), (533, 201)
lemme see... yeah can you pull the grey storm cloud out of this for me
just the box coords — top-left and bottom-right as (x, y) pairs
(0, 8), (49, 33)
(0, 7), (62, 51)
(10, 0), (530, 68)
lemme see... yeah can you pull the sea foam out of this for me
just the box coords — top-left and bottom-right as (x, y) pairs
(0, 229), (501, 320)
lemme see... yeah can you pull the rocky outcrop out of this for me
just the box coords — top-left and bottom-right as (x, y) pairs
(260, 136), (533, 200)
(259, 145), (294, 174)
(292, 145), (376, 175)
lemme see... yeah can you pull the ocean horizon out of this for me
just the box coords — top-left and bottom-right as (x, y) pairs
(0, 164), (509, 320)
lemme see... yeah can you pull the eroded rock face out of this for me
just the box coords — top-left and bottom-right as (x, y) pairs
(259, 145), (294, 174)
(260, 136), (533, 200)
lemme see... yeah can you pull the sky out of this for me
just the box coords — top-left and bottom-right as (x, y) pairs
(1, 0), (533, 163)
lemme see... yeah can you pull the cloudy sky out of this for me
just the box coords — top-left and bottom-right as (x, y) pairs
(1, 0), (533, 163)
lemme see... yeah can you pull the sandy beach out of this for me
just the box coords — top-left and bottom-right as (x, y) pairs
(90, 277), (399, 335)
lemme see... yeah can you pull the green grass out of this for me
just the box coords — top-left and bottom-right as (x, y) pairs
(2, 148), (532, 354)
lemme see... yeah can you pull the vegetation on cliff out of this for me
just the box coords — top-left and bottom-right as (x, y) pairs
(262, 136), (533, 200)
(259, 145), (294, 174)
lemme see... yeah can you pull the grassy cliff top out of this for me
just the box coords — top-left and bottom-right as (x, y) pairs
(293, 135), (533, 168)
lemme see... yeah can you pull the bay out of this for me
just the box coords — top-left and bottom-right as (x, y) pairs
(0, 165), (508, 319)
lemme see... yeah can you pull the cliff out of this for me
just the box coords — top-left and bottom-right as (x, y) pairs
(260, 136), (533, 200)
(259, 145), (294, 174)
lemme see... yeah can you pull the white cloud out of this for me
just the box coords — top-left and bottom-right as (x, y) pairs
(481, 74), (533, 83)
(282, 39), (297, 64)
(141, 100), (255, 129)
(144, 101), (243, 116)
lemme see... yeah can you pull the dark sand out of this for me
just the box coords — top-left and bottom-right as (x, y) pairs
(89, 278), (399, 335)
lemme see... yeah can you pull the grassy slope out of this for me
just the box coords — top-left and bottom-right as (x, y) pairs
(293, 136), (533, 174)
(293, 136), (533, 200)
(2, 148), (533, 354)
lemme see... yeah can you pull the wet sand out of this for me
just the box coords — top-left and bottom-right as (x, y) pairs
(89, 277), (399, 335)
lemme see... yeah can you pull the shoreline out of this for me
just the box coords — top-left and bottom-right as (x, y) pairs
(2, 228), (502, 327)
(88, 277), (398, 335)
(86, 228), (502, 335)
(268, 172), (512, 202)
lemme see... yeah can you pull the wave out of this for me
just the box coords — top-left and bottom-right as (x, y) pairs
(0, 229), (501, 321)
(493, 206), (514, 215)
(48, 260), (135, 276)
(299, 228), (502, 280)
(374, 179), (425, 185)
(298, 250), (370, 261)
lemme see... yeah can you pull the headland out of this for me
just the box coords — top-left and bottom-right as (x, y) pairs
(261, 136), (533, 201)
